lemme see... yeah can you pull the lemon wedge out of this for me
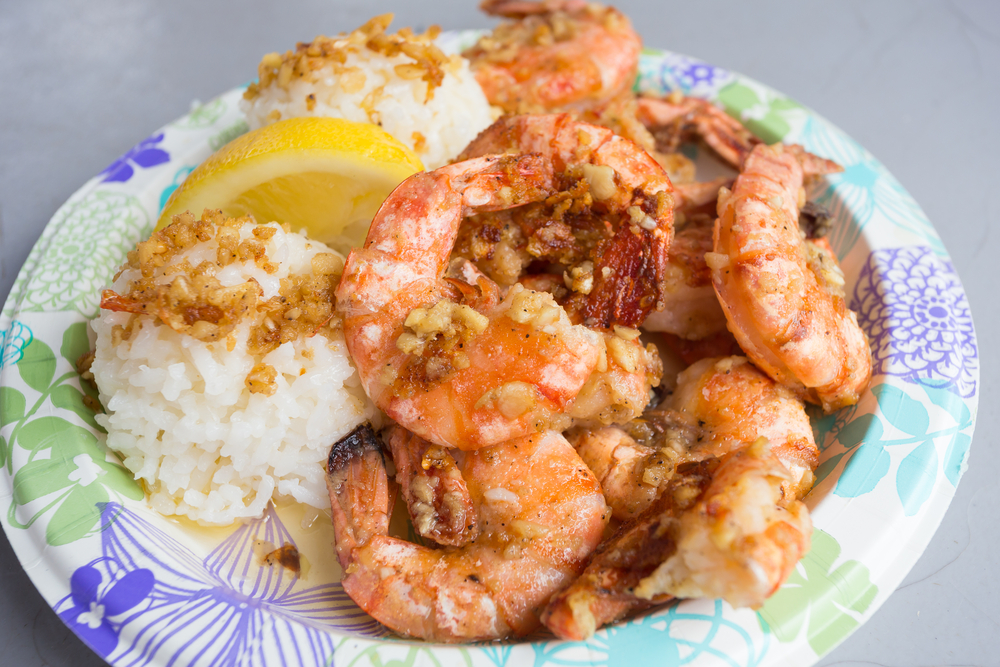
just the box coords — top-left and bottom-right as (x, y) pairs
(156, 116), (423, 251)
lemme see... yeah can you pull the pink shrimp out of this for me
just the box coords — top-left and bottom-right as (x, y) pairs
(544, 356), (817, 639)
(457, 113), (676, 329)
(335, 153), (605, 449)
(465, 0), (641, 115)
(327, 424), (609, 642)
(336, 149), (662, 450)
(712, 143), (872, 411)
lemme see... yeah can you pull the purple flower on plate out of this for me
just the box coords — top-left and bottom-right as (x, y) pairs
(58, 563), (155, 658)
(637, 51), (733, 98)
(679, 61), (723, 87)
(851, 246), (977, 397)
(100, 133), (170, 183)
(55, 502), (384, 666)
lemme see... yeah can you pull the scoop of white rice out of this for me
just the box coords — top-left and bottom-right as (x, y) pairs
(240, 16), (495, 169)
(92, 215), (377, 525)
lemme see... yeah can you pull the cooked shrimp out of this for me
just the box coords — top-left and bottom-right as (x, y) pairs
(541, 459), (709, 640)
(637, 94), (760, 170)
(669, 356), (818, 491)
(713, 143), (871, 411)
(337, 154), (595, 449)
(573, 356), (815, 519)
(457, 113), (676, 329)
(465, 0), (641, 115)
(642, 216), (728, 341)
(638, 95), (843, 180)
(567, 411), (695, 521)
(632, 438), (811, 606)
(545, 356), (817, 639)
(327, 424), (609, 642)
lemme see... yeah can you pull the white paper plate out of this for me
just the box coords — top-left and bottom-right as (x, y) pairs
(0, 35), (978, 667)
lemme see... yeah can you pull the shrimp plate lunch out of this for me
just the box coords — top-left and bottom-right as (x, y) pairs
(0, 4), (978, 667)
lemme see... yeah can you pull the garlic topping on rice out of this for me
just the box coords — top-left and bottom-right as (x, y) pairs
(241, 14), (495, 169)
(92, 210), (377, 525)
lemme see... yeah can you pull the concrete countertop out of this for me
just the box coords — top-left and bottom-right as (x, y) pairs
(1, 1), (997, 665)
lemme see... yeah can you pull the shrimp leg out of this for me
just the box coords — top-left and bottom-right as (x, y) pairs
(386, 426), (478, 547)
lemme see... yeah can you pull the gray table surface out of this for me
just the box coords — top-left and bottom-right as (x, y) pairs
(1, 1), (997, 665)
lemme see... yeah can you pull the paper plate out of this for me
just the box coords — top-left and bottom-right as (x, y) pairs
(0, 34), (979, 667)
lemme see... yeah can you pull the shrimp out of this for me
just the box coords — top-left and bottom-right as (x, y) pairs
(637, 95), (844, 180)
(566, 412), (695, 521)
(464, 1), (700, 183)
(337, 154), (588, 449)
(632, 438), (811, 606)
(326, 424), (609, 642)
(540, 459), (709, 640)
(637, 94), (760, 171)
(336, 152), (659, 450)
(574, 356), (816, 520)
(642, 216), (729, 341)
(457, 113), (676, 329)
(544, 356), (817, 639)
(465, 0), (641, 115)
(713, 143), (872, 411)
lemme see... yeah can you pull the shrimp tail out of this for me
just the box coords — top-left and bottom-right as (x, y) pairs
(326, 423), (394, 570)
(541, 495), (677, 640)
(786, 144), (844, 178)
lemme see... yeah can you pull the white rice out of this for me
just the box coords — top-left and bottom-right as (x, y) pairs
(92, 221), (377, 525)
(240, 25), (495, 169)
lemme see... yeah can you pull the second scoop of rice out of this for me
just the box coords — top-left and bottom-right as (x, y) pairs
(241, 15), (495, 170)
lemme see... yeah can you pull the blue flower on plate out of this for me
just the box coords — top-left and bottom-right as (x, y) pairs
(55, 502), (386, 666)
(851, 246), (977, 398)
(528, 599), (768, 667)
(158, 165), (195, 212)
(57, 563), (155, 658)
(100, 133), (170, 183)
(1, 321), (33, 368)
(798, 117), (941, 258)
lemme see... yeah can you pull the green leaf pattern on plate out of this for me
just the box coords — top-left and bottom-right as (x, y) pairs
(716, 80), (807, 144)
(17, 191), (150, 318)
(3, 334), (141, 545)
(208, 119), (250, 152)
(170, 97), (229, 129)
(338, 642), (473, 667)
(759, 530), (877, 657)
